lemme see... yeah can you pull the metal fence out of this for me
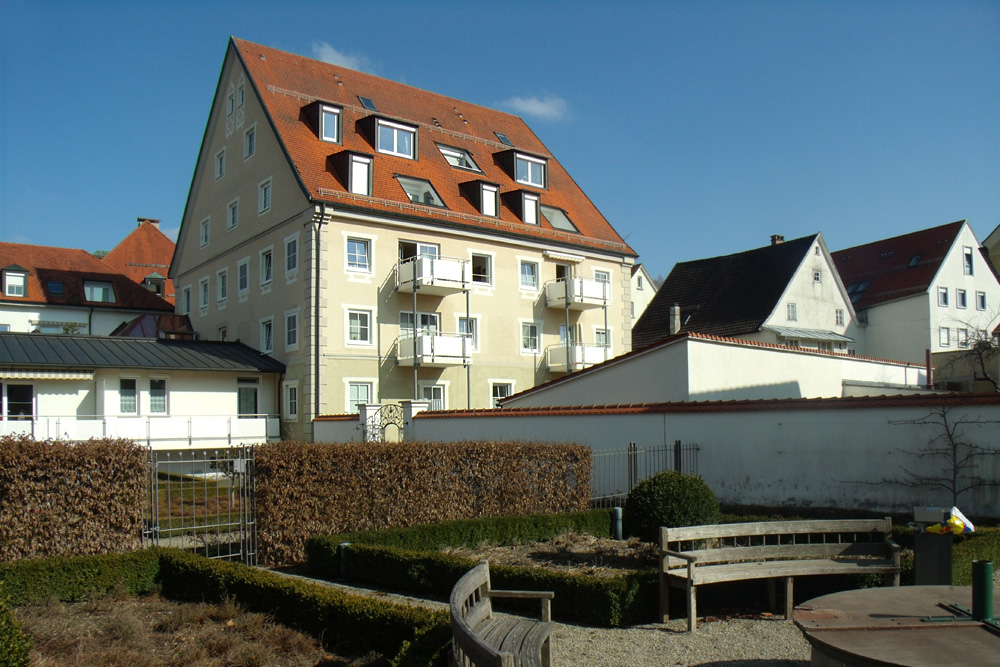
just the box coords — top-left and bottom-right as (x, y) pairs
(591, 441), (699, 508)
(144, 445), (257, 565)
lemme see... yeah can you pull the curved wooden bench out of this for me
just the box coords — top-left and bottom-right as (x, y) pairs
(450, 560), (555, 667)
(660, 518), (901, 631)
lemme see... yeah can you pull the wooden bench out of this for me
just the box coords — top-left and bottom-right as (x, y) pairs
(450, 560), (555, 667)
(660, 518), (901, 631)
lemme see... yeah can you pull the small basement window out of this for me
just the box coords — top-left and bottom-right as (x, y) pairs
(397, 176), (445, 207)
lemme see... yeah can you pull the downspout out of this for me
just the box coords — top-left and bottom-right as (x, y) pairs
(312, 206), (330, 427)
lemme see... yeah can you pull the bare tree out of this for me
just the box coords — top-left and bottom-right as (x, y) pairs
(936, 312), (1000, 391)
(885, 407), (1000, 506)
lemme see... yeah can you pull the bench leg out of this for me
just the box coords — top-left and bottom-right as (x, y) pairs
(659, 571), (670, 623)
(784, 577), (794, 621)
(687, 581), (697, 632)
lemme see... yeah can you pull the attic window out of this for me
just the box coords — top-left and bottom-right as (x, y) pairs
(397, 175), (445, 207)
(358, 96), (378, 111)
(3, 271), (26, 297)
(908, 254), (921, 267)
(540, 205), (578, 233)
(84, 281), (115, 303)
(437, 145), (480, 171)
(847, 280), (869, 304)
(377, 119), (416, 159)
(495, 132), (513, 146)
(320, 105), (341, 143)
(46, 280), (64, 295)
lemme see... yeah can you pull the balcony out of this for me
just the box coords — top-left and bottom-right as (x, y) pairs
(397, 255), (472, 295)
(544, 277), (609, 310)
(546, 344), (611, 372)
(397, 331), (472, 367)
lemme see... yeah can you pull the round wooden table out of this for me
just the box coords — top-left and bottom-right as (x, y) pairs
(793, 585), (999, 666)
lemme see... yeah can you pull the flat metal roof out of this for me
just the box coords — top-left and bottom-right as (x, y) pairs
(0, 333), (285, 374)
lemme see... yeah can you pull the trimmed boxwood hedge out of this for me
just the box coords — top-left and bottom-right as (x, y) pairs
(0, 590), (30, 667)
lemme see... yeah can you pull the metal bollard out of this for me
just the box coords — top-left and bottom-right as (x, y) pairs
(612, 507), (623, 540)
(972, 560), (994, 622)
(339, 542), (351, 578)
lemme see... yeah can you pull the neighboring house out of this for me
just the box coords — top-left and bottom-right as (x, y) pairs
(630, 263), (658, 324)
(633, 234), (861, 354)
(100, 218), (177, 304)
(984, 221), (1000, 277)
(170, 38), (637, 440)
(0, 332), (284, 449)
(498, 332), (929, 409)
(833, 220), (1000, 387)
(0, 242), (174, 335)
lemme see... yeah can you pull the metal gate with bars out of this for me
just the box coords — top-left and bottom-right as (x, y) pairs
(144, 445), (257, 565)
(591, 441), (699, 508)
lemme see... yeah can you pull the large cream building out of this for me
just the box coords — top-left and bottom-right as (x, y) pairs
(171, 38), (637, 440)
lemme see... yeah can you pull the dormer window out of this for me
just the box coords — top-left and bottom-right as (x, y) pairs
(377, 119), (416, 159)
(481, 184), (498, 217)
(349, 154), (372, 195)
(540, 205), (578, 233)
(46, 280), (64, 295)
(3, 270), (26, 297)
(84, 281), (114, 303)
(522, 193), (539, 225)
(437, 144), (480, 171)
(320, 105), (341, 143)
(397, 175), (444, 207)
(515, 153), (546, 188)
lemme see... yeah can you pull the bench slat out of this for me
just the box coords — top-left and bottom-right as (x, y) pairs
(664, 542), (892, 568)
(664, 558), (898, 585)
(661, 519), (890, 544)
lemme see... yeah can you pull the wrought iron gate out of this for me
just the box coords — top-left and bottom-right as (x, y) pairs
(363, 403), (404, 442)
(144, 445), (257, 565)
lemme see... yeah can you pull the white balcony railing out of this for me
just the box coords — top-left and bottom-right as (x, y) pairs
(397, 331), (472, 367)
(0, 414), (280, 450)
(544, 277), (609, 310)
(397, 255), (472, 295)
(546, 344), (611, 372)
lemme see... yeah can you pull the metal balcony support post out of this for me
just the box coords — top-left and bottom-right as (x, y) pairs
(466, 287), (472, 409)
(564, 294), (571, 373)
(412, 283), (419, 399)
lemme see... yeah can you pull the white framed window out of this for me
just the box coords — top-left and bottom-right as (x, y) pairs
(227, 199), (239, 229)
(787, 303), (797, 321)
(199, 218), (210, 247)
(491, 382), (513, 408)
(481, 183), (499, 217)
(258, 177), (272, 214)
(149, 378), (167, 415)
(226, 90), (235, 119)
(198, 277), (209, 312)
(243, 125), (256, 159)
(349, 155), (372, 195)
(348, 381), (373, 413)
(594, 270), (611, 299)
(399, 311), (439, 334)
(285, 234), (299, 278)
(559, 323), (579, 345)
(283, 381), (299, 420)
(347, 309), (372, 345)
(956, 289), (967, 309)
(835, 309), (845, 326)
(976, 291), (987, 311)
(458, 316), (479, 351)
(346, 237), (371, 273)
(958, 328), (969, 348)
(421, 384), (445, 411)
(119, 378), (138, 415)
(215, 148), (225, 179)
(237, 81), (245, 110)
(519, 261), (539, 290)
(238, 378), (259, 417)
(522, 193), (539, 225)
(939, 326), (950, 347)
(3, 272), (26, 297)
(237, 258), (250, 298)
(399, 241), (439, 260)
(260, 247), (273, 289)
(217, 268), (228, 304)
(376, 119), (416, 158)
(595, 328), (609, 348)
(521, 322), (539, 353)
(938, 287), (949, 307)
(84, 281), (114, 303)
(218, 327), (228, 341)
(963, 246), (974, 275)
(637, 275), (644, 291)
(813, 270), (822, 283)
(397, 175), (445, 207)
(515, 153), (546, 187)
(260, 317), (273, 353)
(471, 253), (493, 286)
(437, 144), (480, 171)
(320, 105), (341, 143)
(541, 205), (578, 232)
(285, 309), (299, 350)
(181, 286), (191, 315)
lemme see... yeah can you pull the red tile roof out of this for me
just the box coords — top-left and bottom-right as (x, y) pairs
(232, 38), (635, 257)
(0, 242), (174, 312)
(101, 220), (177, 304)
(833, 220), (965, 310)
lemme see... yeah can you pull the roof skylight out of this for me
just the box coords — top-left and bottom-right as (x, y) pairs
(495, 132), (513, 146)
(397, 176), (445, 207)
(436, 144), (480, 171)
(540, 205), (578, 233)
(358, 96), (378, 111)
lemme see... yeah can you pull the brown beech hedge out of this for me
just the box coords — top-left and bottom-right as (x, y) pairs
(255, 440), (591, 566)
(0, 436), (145, 562)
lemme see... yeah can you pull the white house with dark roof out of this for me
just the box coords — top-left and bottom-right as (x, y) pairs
(0, 333), (284, 449)
(170, 38), (637, 440)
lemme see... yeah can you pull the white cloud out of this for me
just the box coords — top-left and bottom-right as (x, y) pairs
(499, 95), (569, 121)
(311, 42), (374, 73)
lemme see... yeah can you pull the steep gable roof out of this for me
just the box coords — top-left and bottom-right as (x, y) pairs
(101, 219), (177, 304)
(832, 220), (965, 311)
(0, 242), (174, 312)
(632, 235), (817, 349)
(229, 38), (634, 257)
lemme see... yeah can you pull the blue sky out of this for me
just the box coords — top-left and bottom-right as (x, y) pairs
(1, 1), (997, 279)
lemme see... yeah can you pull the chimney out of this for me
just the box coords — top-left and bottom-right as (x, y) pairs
(770, 234), (785, 245)
(669, 303), (682, 335)
(138, 217), (161, 230)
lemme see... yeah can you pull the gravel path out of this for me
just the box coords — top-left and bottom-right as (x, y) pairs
(272, 570), (811, 666)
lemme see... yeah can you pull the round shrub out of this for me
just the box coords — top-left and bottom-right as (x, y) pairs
(623, 471), (721, 542)
(0, 592), (31, 667)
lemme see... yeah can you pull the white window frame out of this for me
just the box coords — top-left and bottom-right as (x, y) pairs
(119, 377), (138, 416)
(458, 315), (480, 351)
(181, 286), (191, 315)
(514, 153), (547, 188)
(376, 119), (416, 159)
(594, 269), (611, 301)
(957, 289), (967, 309)
(260, 317), (274, 354)
(522, 193), (539, 225)
(939, 326), (950, 347)
(347, 380), (374, 413)
(787, 303), (797, 321)
(227, 198), (239, 230)
(813, 270), (822, 283)
(84, 281), (114, 303)
(198, 277), (209, 314)
(285, 233), (299, 281)
(835, 309), (845, 327)
(3, 272), (26, 297)
(471, 252), (493, 287)
(419, 383), (446, 411)
(481, 183), (499, 217)
(237, 81), (245, 110)
(259, 246), (273, 292)
(283, 381), (299, 421)
(237, 257), (250, 300)
(216, 268), (228, 305)
(963, 246), (974, 276)
(490, 381), (514, 408)
(199, 218), (210, 247)
(520, 321), (540, 354)
(149, 377), (168, 415)
(938, 287), (949, 307)
(243, 124), (256, 159)
(346, 237), (372, 274)
(958, 328), (969, 348)
(437, 144), (480, 171)
(320, 105), (341, 143)
(976, 291), (987, 311)
(346, 308), (373, 346)
(519, 261), (539, 291)
(284, 308), (299, 351)
(399, 311), (439, 335)
(258, 177), (272, 215)
(214, 148), (225, 180)
(349, 154), (372, 196)
(594, 327), (610, 348)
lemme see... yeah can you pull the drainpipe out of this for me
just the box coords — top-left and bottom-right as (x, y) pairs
(466, 285), (471, 409)
(312, 207), (330, 429)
